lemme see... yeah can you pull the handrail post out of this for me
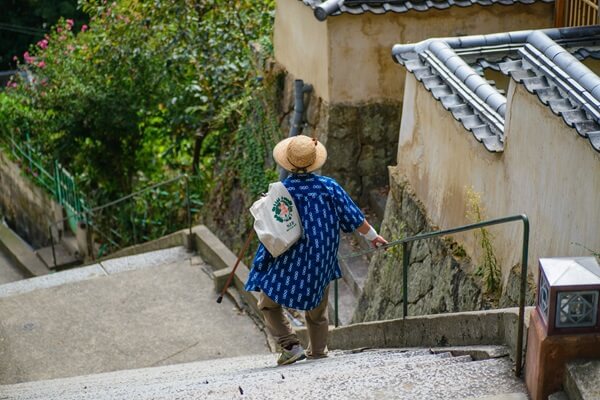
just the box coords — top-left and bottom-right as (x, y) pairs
(131, 197), (137, 245)
(515, 215), (530, 377)
(86, 211), (95, 261)
(49, 224), (57, 269)
(334, 279), (339, 327)
(185, 175), (192, 237)
(402, 242), (409, 319)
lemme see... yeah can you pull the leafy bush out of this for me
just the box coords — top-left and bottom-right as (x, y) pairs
(2, 0), (275, 203)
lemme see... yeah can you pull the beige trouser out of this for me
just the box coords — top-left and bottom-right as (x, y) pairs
(258, 286), (329, 358)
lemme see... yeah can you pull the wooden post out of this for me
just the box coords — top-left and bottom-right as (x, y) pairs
(555, 0), (566, 27)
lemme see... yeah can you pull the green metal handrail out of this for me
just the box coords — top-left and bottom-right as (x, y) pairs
(1, 130), (91, 229)
(337, 214), (530, 377)
(5, 132), (57, 196)
(48, 174), (193, 267)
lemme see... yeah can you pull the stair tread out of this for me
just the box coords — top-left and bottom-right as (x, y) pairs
(36, 243), (81, 269)
(1, 352), (525, 400)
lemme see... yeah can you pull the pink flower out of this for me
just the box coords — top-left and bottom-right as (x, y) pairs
(23, 51), (34, 64)
(12, 55), (17, 61)
(66, 19), (74, 30)
(81, 24), (88, 32)
(37, 39), (48, 49)
(37, 61), (46, 69)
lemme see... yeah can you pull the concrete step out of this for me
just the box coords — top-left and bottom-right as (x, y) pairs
(0, 222), (49, 277)
(564, 359), (600, 400)
(367, 187), (389, 229)
(328, 276), (357, 326)
(36, 231), (83, 270)
(333, 232), (371, 325)
(332, 185), (389, 326)
(36, 242), (81, 270)
(0, 246), (270, 385)
(0, 246), (27, 284)
(338, 232), (369, 298)
(0, 349), (527, 399)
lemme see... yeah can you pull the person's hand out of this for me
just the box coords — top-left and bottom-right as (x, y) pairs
(371, 235), (388, 248)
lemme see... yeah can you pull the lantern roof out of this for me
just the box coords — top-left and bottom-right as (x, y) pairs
(540, 257), (600, 287)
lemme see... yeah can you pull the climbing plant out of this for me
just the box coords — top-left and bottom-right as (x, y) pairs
(466, 186), (502, 298)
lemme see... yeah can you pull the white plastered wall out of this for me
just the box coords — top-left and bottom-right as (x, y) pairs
(274, 0), (554, 105)
(273, 0), (329, 101)
(397, 75), (600, 282)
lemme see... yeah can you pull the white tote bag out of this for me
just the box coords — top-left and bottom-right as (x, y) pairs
(250, 182), (302, 257)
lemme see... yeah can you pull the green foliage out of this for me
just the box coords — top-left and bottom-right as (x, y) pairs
(466, 186), (501, 298)
(2, 0), (275, 203)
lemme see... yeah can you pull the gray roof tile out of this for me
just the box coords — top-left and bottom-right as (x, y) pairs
(588, 131), (600, 151)
(393, 26), (600, 153)
(302, 0), (554, 20)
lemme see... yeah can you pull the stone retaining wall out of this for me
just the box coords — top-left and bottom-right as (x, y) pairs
(0, 151), (61, 248)
(353, 167), (536, 323)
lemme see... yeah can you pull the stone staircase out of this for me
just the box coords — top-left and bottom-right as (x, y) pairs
(0, 246), (271, 385)
(5, 224), (599, 399)
(0, 348), (528, 400)
(331, 187), (388, 325)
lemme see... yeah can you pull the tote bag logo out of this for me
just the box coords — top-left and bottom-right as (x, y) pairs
(272, 196), (294, 223)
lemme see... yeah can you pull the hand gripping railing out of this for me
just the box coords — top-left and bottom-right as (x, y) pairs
(337, 214), (530, 377)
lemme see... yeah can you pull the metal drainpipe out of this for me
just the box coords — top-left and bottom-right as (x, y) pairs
(278, 79), (313, 181)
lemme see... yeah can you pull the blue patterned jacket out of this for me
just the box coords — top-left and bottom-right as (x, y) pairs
(244, 173), (364, 310)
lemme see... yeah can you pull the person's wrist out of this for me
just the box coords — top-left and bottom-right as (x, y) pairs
(361, 226), (378, 241)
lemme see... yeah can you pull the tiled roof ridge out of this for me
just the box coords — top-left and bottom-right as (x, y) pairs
(394, 39), (507, 152)
(501, 31), (600, 152)
(392, 26), (600, 56)
(301, 0), (555, 21)
(393, 26), (600, 153)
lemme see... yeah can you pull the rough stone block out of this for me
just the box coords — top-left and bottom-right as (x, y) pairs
(357, 145), (387, 176)
(564, 360), (600, 400)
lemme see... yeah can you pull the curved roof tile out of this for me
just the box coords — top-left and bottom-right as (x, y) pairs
(300, 0), (554, 20)
(393, 26), (600, 153)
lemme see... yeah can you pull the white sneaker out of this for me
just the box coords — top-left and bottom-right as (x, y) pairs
(277, 344), (306, 366)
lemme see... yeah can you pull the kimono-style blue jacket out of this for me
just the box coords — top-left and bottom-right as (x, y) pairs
(244, 173), (364, 310)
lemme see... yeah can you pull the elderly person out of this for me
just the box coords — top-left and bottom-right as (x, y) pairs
(245, 134), (387, 366)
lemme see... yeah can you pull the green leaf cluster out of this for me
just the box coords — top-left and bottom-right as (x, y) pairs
(1, 0), (275, 205)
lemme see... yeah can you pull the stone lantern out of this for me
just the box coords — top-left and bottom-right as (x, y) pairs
(537, 257), (600, 335)
(526, 257), (600, 400)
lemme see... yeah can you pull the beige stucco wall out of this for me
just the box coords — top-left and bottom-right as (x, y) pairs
(273, 0), (329, 100)
(275, 0), (554, 104)
(328, 3), (553, 103)
(397, 75), (600, 282)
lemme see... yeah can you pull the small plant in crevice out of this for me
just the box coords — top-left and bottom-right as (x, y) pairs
(572, 242), (600, 261)
(466, 186), (502, 299)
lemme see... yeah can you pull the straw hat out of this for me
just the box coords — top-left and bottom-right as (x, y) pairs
(273, 135), (327, 173)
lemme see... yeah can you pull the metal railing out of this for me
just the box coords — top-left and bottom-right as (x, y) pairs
(48, 174), (196, 267)
(556, 0), (598, 27)
(1, 130), (91, 232)
(7, 133), (56, 196)
(336, 214), (530, 377)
